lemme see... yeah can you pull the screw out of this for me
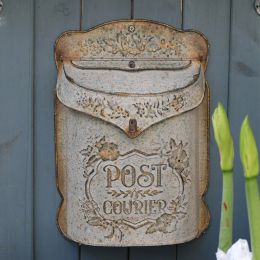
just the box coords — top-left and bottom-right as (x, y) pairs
(128, 60), (135, 68)
(128, 25), (135, 32)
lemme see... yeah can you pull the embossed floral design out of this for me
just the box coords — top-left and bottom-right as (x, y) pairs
(146, 195), (187, 234)
(167, 139), (189, 174)
(76, 91), (184, 121)
(108, 188), (163, 199)
(170, 95), (184, 111)
(133, 95), (185, 119)
(80, 137), (191, 240)
(76, 93), (129, 119)
(146, 213), (177, 233)
(80, 136), (120, 174)
(80, 198), (126, 241)
(95, 137), (120, 161)
(76, 28), (186, 58)
(108, 105), (129, 119)
(144, 138), (191, 234)
(90, 32), (161, 57)
(134, 102), (159, 118)
(80, 136), (119, 175)
(78, 39), (103, 56)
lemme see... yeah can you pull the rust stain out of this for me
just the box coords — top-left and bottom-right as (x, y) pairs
(55, 97), (68, 237)
(124, 126), (142, 139)
(224, 202), (228, 210)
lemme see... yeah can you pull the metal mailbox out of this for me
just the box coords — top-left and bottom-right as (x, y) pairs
(55, 20), (210, 246)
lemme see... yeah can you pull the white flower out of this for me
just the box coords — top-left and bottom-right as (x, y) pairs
(216, 239), (252, 260)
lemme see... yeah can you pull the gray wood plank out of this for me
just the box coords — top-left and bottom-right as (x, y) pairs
(0, 0), (34, 259)
(80, 0), (130, 259)
(130, 246), (176, 260)
(34, 1), (80, 259)
(83, 0), (131, 29)
(177, 0), (232, 259)
(228, 0), (260, 244)
(130, 1), (181, 259)
(134, 0), (182, 27)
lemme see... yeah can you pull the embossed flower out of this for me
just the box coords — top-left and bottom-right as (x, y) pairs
(113, 106), (126, 117)
(144, 103), (158, 118)
(96, 139), (119, 161)
(134, 103), (146, 117)
(171, 95), (184, 111)
(146, 213), (177, 234)
(167, 140), (189, 173)
(80, 145), (93, 157)
(121, 110), (129, 118)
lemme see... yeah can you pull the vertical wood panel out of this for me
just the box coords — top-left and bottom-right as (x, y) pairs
(178, 0), (231, 259)
(83, 0), (131, 29)
(80, 1), (130, 259)
(129, 1), (181, 259)
(135, 0), (182, 26)
(0, 0), (34, 259)
(228, 0), (260, 243)
(34, 1), (80, 259)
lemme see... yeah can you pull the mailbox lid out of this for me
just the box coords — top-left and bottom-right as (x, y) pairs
(57, 61), (205, 138)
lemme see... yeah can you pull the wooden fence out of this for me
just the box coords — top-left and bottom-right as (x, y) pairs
(0, 0), (259, 259)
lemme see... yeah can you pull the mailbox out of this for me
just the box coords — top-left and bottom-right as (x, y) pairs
(55, 20), (210, 246)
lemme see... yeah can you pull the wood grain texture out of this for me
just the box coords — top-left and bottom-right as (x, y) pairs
(0, 0), (34, 259)
(80, 0), (130, 259)
(0, 0), (256, 259)
(177, 0), (232, 259)
(33, 0), (80, 259)
(134, 0), (182, 27)
(130, 0), (182, 259)
(228, 0), (260, 243)
(82, 0), (131, 29)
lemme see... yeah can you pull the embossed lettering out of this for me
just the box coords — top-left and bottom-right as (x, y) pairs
(158, 199), (167, 212)
(102, 199), (168, 215)
(121, 165), (136, 187)
(113, 201), (122, 215)
(105, 165), (120, 188)
(137, 164), (154, 187)
(103, 201), (112, 214)
(151, 164), (167, 187)
(122, 201), (132, 215)
(105, 163), (167, 188)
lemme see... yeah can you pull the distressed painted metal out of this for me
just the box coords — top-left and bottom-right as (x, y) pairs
(55, 20), (210, 246)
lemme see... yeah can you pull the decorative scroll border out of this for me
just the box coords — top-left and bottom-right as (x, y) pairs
(78, 136), (191, 242)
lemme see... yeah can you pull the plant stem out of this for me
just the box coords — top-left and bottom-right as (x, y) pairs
(245, 176), (260, 260)
(219, 170), (233, 252)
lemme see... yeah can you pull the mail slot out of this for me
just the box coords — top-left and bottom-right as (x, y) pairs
(55, 20), (210, 246)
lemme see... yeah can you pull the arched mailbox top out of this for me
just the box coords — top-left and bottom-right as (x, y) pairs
(55, 20), (209, 71)
(55, 20), (208, 138)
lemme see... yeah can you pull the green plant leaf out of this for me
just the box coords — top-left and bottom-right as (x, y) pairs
(212, 102), (234, 171)
(240, 116), (259, 178)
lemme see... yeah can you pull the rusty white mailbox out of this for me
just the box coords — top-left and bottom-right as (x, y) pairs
(54, 20), (210, 246)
